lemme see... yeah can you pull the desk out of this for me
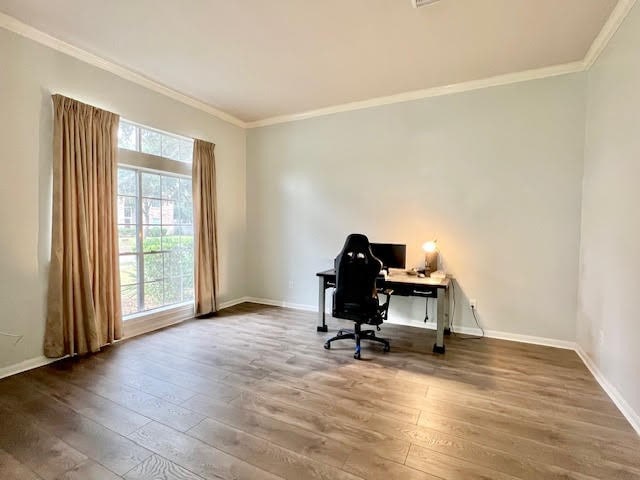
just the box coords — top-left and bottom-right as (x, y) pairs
(316, 269), (451, 353)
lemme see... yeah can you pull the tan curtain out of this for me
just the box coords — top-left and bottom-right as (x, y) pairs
(44, 95), (122, 358)
(192, 139), (219, 316)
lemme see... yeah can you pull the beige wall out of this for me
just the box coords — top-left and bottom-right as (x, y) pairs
(0, 28), (246, 370)
(247, 73), (586, 342)
(578, 3), (640, 425)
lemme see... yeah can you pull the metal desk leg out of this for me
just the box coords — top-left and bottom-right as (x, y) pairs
(434, 289), (446, 353)
(444, 286), (451, 336)
(317, 277), (328, 332)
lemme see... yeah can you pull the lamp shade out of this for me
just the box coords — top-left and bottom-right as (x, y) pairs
(422, 240), (437, 253)
(422, 240), (438, 274)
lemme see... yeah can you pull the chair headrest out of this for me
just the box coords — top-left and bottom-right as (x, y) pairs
(340, 233), (371, 254)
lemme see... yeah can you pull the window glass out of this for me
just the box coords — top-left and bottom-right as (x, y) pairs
(118, 119), (193, 164)
(118, 168), (137, 195)
(162, 135), (180, 161)
(141, 129), (162, 156)
(142, 173), (161, 198)
(179, 139), (194, 163)
(118, 121), (138, 151)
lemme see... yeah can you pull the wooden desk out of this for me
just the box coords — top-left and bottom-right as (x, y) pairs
(316, 268), (451, 353)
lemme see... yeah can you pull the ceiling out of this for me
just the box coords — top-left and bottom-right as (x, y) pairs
(0, 0), (619, 123)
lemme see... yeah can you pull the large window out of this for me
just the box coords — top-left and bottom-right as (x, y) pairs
(117, 118), (195, 318)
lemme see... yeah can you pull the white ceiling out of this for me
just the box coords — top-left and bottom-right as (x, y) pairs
(0, 0), (619, 123)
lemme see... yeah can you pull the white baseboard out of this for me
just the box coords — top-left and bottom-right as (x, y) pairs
(244, 297), (576, 350)
(575, 345), (640, 436)
(0, 355), (65, 380)
(473, 328), (576, 350)
(245, 296), (318, 312)
(218, 297), (251, 310)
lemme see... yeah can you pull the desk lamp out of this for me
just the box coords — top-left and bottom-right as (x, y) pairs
(422, 240), (438, 275)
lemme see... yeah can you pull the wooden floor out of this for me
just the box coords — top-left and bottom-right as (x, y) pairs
(1, 303), (639, 480)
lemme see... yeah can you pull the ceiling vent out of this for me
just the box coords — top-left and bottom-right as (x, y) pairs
(411, 0), (441, 8)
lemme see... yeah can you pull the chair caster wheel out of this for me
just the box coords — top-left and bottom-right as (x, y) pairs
(383, 344), (390, 352)
(354, 352), (361, 359)
(324, 342), (330, 350)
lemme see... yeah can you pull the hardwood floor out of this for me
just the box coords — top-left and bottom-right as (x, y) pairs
(0, 302), (638, 480)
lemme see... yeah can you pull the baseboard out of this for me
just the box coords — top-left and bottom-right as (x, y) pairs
(474, 328), (576, 350)
(0, 355), (65, 381)
(575, 345), (640, 436)
(244, 297), (576, 350)
(244, 296), (318, 312)
(218, 297), (251, 310)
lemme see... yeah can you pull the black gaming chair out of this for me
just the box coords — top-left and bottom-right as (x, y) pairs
(324, 234), (391, 359)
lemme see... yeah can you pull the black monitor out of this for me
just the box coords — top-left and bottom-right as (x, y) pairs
(370, 243), (407, 270)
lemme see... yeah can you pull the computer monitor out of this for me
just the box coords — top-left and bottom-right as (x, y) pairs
(370, 243), (407, 270)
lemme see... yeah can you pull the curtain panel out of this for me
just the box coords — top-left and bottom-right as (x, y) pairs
(192, 139), (219, 315)
(44, 94), (122, 357)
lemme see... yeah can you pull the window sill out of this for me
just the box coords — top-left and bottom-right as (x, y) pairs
(123, 301), (194, 339)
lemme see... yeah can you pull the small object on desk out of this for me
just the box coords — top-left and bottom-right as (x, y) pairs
(430, 270), (447, 281)
(417, 273), (426, 278)
(406, 268), (418, 276)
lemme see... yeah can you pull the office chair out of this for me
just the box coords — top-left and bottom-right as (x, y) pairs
(324, 233), (391, 359)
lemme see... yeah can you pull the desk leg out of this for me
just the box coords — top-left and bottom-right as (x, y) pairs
(317, 277), (328, 332)
(434, 289), (446, 353)
(444, 287), (451, 336)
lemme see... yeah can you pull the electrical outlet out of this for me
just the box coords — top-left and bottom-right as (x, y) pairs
(288, 280), (295, 289)
(469, 299), (477, 309)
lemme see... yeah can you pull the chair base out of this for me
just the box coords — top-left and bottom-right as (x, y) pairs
(324, 324), (390, 359)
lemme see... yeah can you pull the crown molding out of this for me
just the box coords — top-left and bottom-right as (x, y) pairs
(583, 0), (637, 69)
(245, 61), (585, 128)
(0, 12), (246, 128)
(245, 0), (637, 128)
(2, 0), (636, 130)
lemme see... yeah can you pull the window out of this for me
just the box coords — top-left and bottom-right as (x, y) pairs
(117, 169), (194, 318)
(117, 119), (195, 319)
(118, 120), (194, 163)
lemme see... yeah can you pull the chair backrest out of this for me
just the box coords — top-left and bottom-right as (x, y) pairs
(333, 233), (382, 321)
